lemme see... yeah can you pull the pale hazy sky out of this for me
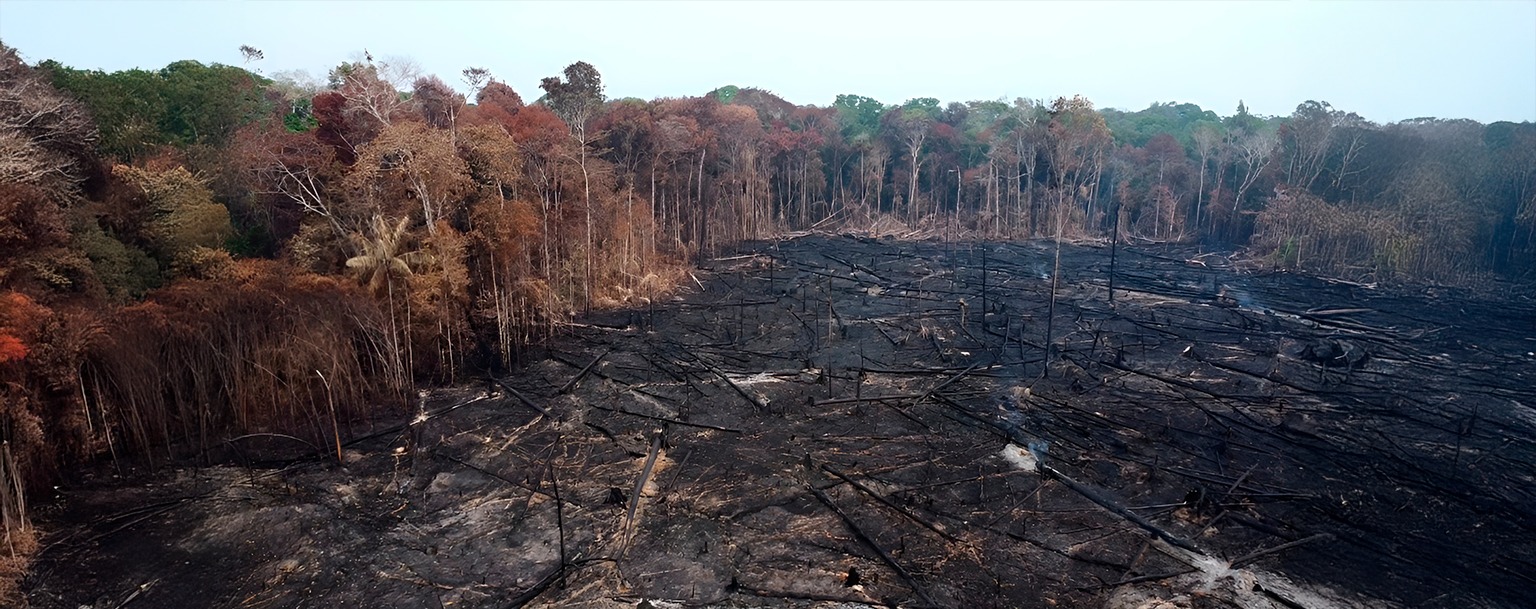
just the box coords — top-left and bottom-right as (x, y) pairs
(1, 0), (1533, 123)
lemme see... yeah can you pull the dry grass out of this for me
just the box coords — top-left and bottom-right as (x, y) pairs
(0, 525), (36, 606)
(1, 442), (32, 607)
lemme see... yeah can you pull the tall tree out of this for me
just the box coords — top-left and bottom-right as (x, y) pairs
(890, 98), (939, 223)
(1045, 95), (1111, 233)
(1232, 130), (1279, 213)
(460, 67), (491, 98)
(476, 81), (524, 118)
(1280, 100), (1335, 191)
(328, 59), (406, 134)
(1042, 96), (1109, 372)
(832, 95), (888, 210)
(540, 61), (606, 306)
(1190, 122), (1221, 233)
(346, 122), (471, 233)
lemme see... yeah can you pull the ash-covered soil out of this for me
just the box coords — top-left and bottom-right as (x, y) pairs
(23, 235), (1536, 609)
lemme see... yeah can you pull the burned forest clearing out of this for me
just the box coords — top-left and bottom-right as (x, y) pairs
(25, 235), (1536, 609)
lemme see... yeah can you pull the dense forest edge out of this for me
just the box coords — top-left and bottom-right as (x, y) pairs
(0, 41), (1533, 599)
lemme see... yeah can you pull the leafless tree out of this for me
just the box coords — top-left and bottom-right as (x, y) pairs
(0, 43), (96, 194)
(239, 45), (264, 65)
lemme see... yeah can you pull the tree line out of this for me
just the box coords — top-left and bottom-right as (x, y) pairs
(1, 42), (1533, 580)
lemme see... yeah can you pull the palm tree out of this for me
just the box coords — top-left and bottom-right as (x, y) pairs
(346, 215), (430, 390)
(345, 215), (429, 295)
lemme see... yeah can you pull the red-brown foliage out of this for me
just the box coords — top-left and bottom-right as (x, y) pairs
(476, 81), (524, 116)
(413, 75), (464, 130)
(0, 292), (99, 489)
(506, 105), (568, 158)
(0, 292), (40, 363)
(312, 91), (359, 164)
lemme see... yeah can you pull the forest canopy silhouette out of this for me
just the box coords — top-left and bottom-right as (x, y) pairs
(0, 40), (1533, 599)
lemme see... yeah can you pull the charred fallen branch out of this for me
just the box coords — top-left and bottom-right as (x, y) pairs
(807, 483), (940, 608)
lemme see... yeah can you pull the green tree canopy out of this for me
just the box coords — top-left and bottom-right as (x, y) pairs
(833, 94), (887, 143)
(40, 59), (271, 161)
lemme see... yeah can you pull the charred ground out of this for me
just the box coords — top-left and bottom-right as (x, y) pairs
(23, 235), (1536, 608)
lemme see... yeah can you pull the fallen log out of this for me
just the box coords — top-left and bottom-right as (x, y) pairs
(807, 483), (940, 608)
(558, 349), (611, 394)
(813, 392), (926, 406)
(1229, 533), (1334, 568)
(438, 452), (555, 500)
(504, 558), (608, 609)
(1304, 307), (1375, 317)
(712, 366), (766, 411)
(820, 464), (959, 542)
(1039, 463), (1201, 553)
(588, 404), (742, 433)
(552, 353), (632, 386)
(490, 377), (552, 417)
(622, 431), (666, 555)
(914, 361), (982, 405)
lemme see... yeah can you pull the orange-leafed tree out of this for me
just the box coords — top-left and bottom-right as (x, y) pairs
(468, 195), (551, 367)
(346, 121), (471, 232)
(0, 293), (39, 364)
(595, 99), (659, 275)
(467, 80), (525, 134)
(409, 221), (472, 380)
(477, 81), (524, 116)
(504, 105), (569, 278)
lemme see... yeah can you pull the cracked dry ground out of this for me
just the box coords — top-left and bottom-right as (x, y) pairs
(24, 235), (1536, 609)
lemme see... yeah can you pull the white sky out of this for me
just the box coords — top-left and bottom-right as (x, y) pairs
(2, 0), (1533, 123)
